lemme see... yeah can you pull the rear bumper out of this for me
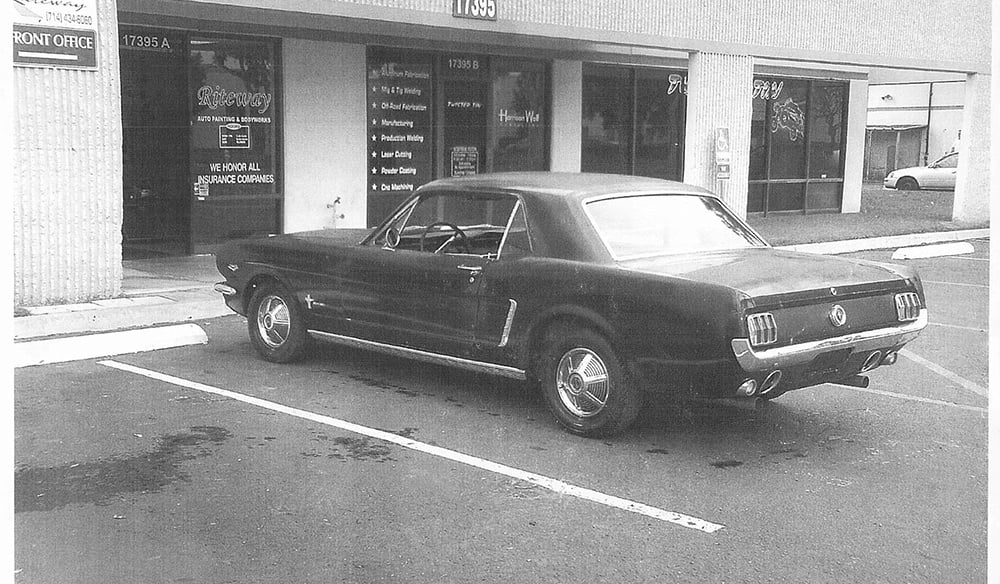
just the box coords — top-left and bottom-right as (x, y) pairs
(731, 309), (927, 373)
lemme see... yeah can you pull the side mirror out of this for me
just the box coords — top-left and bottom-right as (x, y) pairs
(384, 227), (400, 249)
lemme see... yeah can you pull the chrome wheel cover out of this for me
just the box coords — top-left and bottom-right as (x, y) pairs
(555, 348), (610, 418)
(256, 294), (291, 348)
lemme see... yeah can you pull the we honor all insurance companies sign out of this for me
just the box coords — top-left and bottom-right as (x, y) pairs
(12, 0), (99, 69)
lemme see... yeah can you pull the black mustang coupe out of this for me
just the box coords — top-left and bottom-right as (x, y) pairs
(215, 173), (927, 436)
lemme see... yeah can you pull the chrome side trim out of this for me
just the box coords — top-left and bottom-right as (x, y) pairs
(498, 299), (518, 348)
(731, 309), (928, 372)
(307, 330), (526, 380)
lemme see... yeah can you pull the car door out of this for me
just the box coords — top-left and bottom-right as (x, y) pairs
(339, 189), (519, 359)
(924, 152), (959, 189)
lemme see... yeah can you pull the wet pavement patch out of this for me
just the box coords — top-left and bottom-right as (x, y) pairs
(15, 426), (231, 513)
(711, 460), (744, 469)
(324, 437), (394, 463)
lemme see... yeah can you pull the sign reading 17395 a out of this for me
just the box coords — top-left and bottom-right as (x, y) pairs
(452, 0), (497, 20)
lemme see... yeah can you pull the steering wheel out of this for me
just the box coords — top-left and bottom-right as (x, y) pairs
(419, 221), (471, 254)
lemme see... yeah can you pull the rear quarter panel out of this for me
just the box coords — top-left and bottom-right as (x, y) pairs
(478, 257), (745, 390)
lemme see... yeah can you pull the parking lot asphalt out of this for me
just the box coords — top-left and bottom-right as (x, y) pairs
(13, 237), (990, 583)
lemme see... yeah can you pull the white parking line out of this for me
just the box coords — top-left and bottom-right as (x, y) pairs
(949, 256), (990, 262)
(846, 387), (987, 414)
(899, 349), (989, 399)
(924, 280), (989, 289)
(98, 359), (724, 534)
(927, 322), (988, 333)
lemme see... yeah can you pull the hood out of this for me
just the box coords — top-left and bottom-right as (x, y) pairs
(621, 247), (915, 303)
(284, 228), (373, 245)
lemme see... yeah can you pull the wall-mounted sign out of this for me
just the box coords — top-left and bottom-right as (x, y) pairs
(714, 127), (731, 180)
(13, 0), (99, 69)
(450, 146), (479, 177)
(452, 0), (497, 20)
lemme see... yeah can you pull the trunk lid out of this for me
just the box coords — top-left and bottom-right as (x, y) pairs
(621, 247), (915, 306)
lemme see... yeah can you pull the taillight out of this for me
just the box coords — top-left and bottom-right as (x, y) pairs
(895, 293), (921, 321)
(747, 313), (777, 347)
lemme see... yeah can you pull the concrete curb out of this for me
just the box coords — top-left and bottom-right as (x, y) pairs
(14, 288), (232, 341)
(777, 228), (990, 255)
(14, 323), (209, 368)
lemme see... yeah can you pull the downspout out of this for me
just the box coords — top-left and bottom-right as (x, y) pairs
(924, 82), (933, 164)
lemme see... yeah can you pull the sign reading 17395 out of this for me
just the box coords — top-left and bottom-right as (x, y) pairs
(452, 0), (497, 20)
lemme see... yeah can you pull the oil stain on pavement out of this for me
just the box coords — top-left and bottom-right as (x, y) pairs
(15, 426), (231, 513)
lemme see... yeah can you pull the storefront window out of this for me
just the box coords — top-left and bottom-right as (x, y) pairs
(767, 79), (808, 179)
(189, 36), (280, 248)
(582, 65), (632, 175)
(367, 48), (550, 227)
(748, 77), (848, 214)
(582, 64), (686, 180)
(492, 58), (548, 172)
(120, 29), (281, 256)
(634, 69), (686, 181)
(808, 82), (847, 179)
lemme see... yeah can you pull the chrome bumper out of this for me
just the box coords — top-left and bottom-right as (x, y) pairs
(214, 282), (237, 296)
(731, 309), (927, 372)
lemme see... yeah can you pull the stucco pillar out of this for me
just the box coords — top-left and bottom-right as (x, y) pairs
(841, 79), (869, 213)
(13, 0), (123, 306)
(683, 52), (754, 218)
(953, 73), (991, 223)
(550, 60), (583, 172)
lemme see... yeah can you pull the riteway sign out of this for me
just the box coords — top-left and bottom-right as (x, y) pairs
(12, 0), (98, 69)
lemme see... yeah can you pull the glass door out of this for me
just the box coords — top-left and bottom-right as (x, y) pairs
(188, 36), (281, 253)
(119, 26), (190, 258)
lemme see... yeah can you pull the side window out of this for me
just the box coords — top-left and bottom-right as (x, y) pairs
(374, 191), (520, 257)
(498, 201), (532, 257)
(937, 154), (958, 168)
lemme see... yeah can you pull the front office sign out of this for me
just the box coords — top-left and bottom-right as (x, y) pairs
(12, 0), (99, 69)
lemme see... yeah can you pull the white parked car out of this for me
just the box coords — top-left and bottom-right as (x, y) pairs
(883, 152), (958, 191)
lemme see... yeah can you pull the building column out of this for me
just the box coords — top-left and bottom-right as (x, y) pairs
(841, 79), (869, 213)
(550, 60), (583, 172)
(13, 0), (123, 305)
(683, 52), (753, 218)
(953, 73), (991, 222)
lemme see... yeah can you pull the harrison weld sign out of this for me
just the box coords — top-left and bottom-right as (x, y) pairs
(12, 0), (99, 69)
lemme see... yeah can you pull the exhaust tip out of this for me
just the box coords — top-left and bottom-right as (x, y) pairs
(861, 351), (883, 372)
(881, 351), (898, 366)
(737, 379), (758, 397)
(760, 370), (782, 395)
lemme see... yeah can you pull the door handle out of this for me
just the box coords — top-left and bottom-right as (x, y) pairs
(457, 265), (482, 272)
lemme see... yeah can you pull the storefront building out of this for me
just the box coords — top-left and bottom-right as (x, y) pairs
(13, 0), (991, 305)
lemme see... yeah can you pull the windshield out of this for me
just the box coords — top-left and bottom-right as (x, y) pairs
(584, 194), (767, 259)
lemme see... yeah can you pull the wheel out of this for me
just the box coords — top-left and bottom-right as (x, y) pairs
(896, 177), (920, 191)
(247, 282), (309, 363)
(536, 325), (641, 437)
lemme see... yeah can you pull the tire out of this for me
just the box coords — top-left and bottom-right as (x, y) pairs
(247, 282), (309, 363)
(536, 325), (641, 437)
(896, 177), (920, 191)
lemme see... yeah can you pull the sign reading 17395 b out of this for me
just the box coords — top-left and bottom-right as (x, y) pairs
(452, 0), (497, 20)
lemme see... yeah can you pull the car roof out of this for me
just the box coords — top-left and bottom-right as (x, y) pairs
(421, 172), (715, 203)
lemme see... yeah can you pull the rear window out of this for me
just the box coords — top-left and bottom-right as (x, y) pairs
(584, 194), (767, 259)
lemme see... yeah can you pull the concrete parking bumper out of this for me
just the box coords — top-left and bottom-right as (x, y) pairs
(14, 256), (233, 367)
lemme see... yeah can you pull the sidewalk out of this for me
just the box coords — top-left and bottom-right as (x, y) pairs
(12, 187), (990, 365)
